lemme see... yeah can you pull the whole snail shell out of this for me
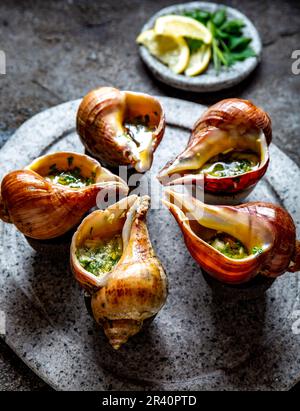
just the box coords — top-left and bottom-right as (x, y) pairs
(158, 98), (272, 203)
(163, 188), (300, 285)
(77, 87), (165, 173)
(0, 152), (128, 240)
(71, 195), (168, 349)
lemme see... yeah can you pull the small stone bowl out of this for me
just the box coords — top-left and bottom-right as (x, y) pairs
(138, 2), (262, 92)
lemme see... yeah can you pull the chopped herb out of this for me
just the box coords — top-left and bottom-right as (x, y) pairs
(46, 167), (95, 189)
(77, 235), (123, 276)
(85, 178), (94, 186)
(252, 246), (263, 255)
(200, 151), (259, 177)
(209, 233), (249, 259)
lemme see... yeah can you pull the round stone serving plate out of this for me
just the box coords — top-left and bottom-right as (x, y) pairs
(0, 97), (299, 391)
(138, 2), (262, 92)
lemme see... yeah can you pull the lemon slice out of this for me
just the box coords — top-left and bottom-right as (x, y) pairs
(137, 29), (190, 74)
(185, 44), (211, 76)
(154, 15), (212, 45)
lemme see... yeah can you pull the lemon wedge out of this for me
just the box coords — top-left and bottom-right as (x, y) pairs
(185, 44), (211, 76)
(137, 29), (190, 74)
(154, 15), (212, 45)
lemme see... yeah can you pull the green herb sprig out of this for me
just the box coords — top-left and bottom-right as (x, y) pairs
(183, 8), (256, 73)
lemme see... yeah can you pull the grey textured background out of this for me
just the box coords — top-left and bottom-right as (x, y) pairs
(0, 0), (299, 391)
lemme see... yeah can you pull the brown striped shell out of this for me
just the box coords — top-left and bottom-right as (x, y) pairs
(77, 87), (165, 172)
(192, 98), (272, 145)
(163, 189), (299, 285)
(70, 195), (168, 349)
(0, 152), (129, 240)
(158, 98), (272, 198)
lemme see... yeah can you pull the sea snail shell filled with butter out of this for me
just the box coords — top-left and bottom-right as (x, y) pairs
(158, 98), (272, 203)
(71, 195), (168, 349)
(163, 188), (300, 285)
(0, 152), (128, 240)
(77, 87), (166, 173)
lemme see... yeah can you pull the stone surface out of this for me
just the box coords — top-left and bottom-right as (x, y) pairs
(0, 97), (300, 391)
(0, 339), (52, 391)
(139, 2), (262, 92)
(0, 0), (299, 391)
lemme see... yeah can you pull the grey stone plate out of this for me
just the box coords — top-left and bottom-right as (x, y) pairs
(138, 2), (262, 92)
(0, 97), (300, 391)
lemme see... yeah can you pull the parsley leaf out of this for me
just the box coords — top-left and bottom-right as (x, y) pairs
(182, 7), (257, 74)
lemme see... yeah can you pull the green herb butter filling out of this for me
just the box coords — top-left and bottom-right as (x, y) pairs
(208, 232), (263, 259)
(200, 151), (259, 178)
(77, 235), (123, 276)
(46, 165), (96, 189)
(114, 115), (156, 171)
(120, 115), (154, 146)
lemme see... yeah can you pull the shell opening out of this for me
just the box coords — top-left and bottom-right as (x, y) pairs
(71, 195), (148, 285)
(26, 152), (102, 189)
(71, 193), (167, 348)
(159, 128), (269, 184)
(163, 188), (273, 261)
(26, 152), (128, 201)
(77, 87), (165, 173)
(116, 92), (164, 173)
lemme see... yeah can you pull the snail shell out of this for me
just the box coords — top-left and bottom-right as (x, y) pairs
(158, 98), (272, 203)
(0, 152), (129, 240)
(77, 87), (165, 172)
(71, 195), (168, 349)
(163, 188), (300, 285)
